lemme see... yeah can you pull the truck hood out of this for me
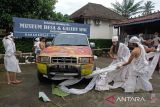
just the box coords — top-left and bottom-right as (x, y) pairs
(40, 46), (93, 57)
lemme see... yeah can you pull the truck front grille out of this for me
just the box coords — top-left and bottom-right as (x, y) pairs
(51, 57), (77, 63)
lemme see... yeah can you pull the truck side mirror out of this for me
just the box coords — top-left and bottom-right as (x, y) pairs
(90, 42), (95, 48)
(46, 41), (52, 47)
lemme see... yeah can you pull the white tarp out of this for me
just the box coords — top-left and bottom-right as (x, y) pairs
(59, 43), (131, 94)
(58, 44), (160, 95)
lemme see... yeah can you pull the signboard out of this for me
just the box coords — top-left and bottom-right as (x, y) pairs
(13, 17), (90, 38)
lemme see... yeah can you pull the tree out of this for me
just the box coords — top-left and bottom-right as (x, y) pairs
(33, 0), (57, 19)
(142, 1), (155, 15)
(0, 0), (55, 28)
(51, 12), (72, 22)
(0, 0), (72, 30)
(111, 0), (143, 18)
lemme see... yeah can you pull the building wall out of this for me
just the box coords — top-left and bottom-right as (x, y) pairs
(85, 19), (117, 39)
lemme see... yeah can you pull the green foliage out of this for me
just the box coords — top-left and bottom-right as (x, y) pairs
(93, 49), (103, 57)
(111, 0), (143, 18)
(0, 0), (72, 29)
(142, 1), (155, 15)
(89, 39), (112, 56)
(51, 12), (73, 22)
(33, 0), (57, 20)
(0, 40), (4, 53)
(15, 38), (34, 53)
(89, 39), (112, 49)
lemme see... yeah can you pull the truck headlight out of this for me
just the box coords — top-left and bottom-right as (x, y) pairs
(79, 57), (90, 64)
(40, 56), (50, 63)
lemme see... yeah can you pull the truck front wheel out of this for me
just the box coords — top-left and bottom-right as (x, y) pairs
(37, 71), (49, 83)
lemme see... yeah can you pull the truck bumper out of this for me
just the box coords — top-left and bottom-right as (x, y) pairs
(37, 63), (93, 79)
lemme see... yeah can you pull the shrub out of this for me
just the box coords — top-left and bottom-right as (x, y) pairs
(93, 49), (103, 56)
(15, 38), (34, 53)
(89, 39), (112, 49)
(0, 40), (4, 53)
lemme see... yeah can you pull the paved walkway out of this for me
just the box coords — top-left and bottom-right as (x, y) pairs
(0, 57), (160, 107)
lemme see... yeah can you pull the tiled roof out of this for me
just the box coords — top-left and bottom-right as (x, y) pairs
(114, 11), (160, 26)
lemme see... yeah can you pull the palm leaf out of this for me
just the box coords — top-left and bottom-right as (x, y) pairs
(111, 0), (143, 18)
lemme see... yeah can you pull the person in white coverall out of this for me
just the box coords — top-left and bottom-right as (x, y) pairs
(124, 35), (130, 46)
(151, 32), (160, 48)
(118, 36), (156, 101)
(95, 36), (130, 91)
(108, 36), (119, 60)
(108, 36), (130, 62)
(2, 32), (22, 84)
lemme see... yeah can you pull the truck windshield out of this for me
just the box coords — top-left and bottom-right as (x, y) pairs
(53, 34), (89, 46)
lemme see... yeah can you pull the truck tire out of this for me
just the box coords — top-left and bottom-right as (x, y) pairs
(93, 63), (96, 71)
(37, 71), (49, 83)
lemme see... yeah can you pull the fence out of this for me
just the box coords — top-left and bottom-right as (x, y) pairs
(0, 52), (35, 64)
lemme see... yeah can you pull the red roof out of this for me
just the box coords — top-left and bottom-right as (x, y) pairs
(115, 11), (160, 26)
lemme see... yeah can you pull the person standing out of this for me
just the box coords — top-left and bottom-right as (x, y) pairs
(124, 34), (130, 46)
(138, 33), (146, 44)
(34, 37), (41, 54)
(39, 37), (46, 51)
(108, 36), (130, 62)
(108, 36), (119, 60)
(33, 37), (41, 61)
(152, 32), (160, 74)
(2, 32), (22, 84)
(118, 36), (155, 101)
(152, 32), (160, 48)
(95, 36), (130, 91)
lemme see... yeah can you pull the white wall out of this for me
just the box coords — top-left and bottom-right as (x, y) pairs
(86, 19), (117, 39)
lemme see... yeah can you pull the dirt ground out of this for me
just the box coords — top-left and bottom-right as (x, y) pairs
(0, 57), (160, 107)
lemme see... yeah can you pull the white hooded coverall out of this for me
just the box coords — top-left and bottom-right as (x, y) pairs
(2, 36), (21, 73)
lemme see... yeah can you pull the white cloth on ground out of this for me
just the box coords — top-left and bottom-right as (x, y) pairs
(59, 50), (159, 94)
(59, 43), (130, 94)
(58, 38), (160, 94)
